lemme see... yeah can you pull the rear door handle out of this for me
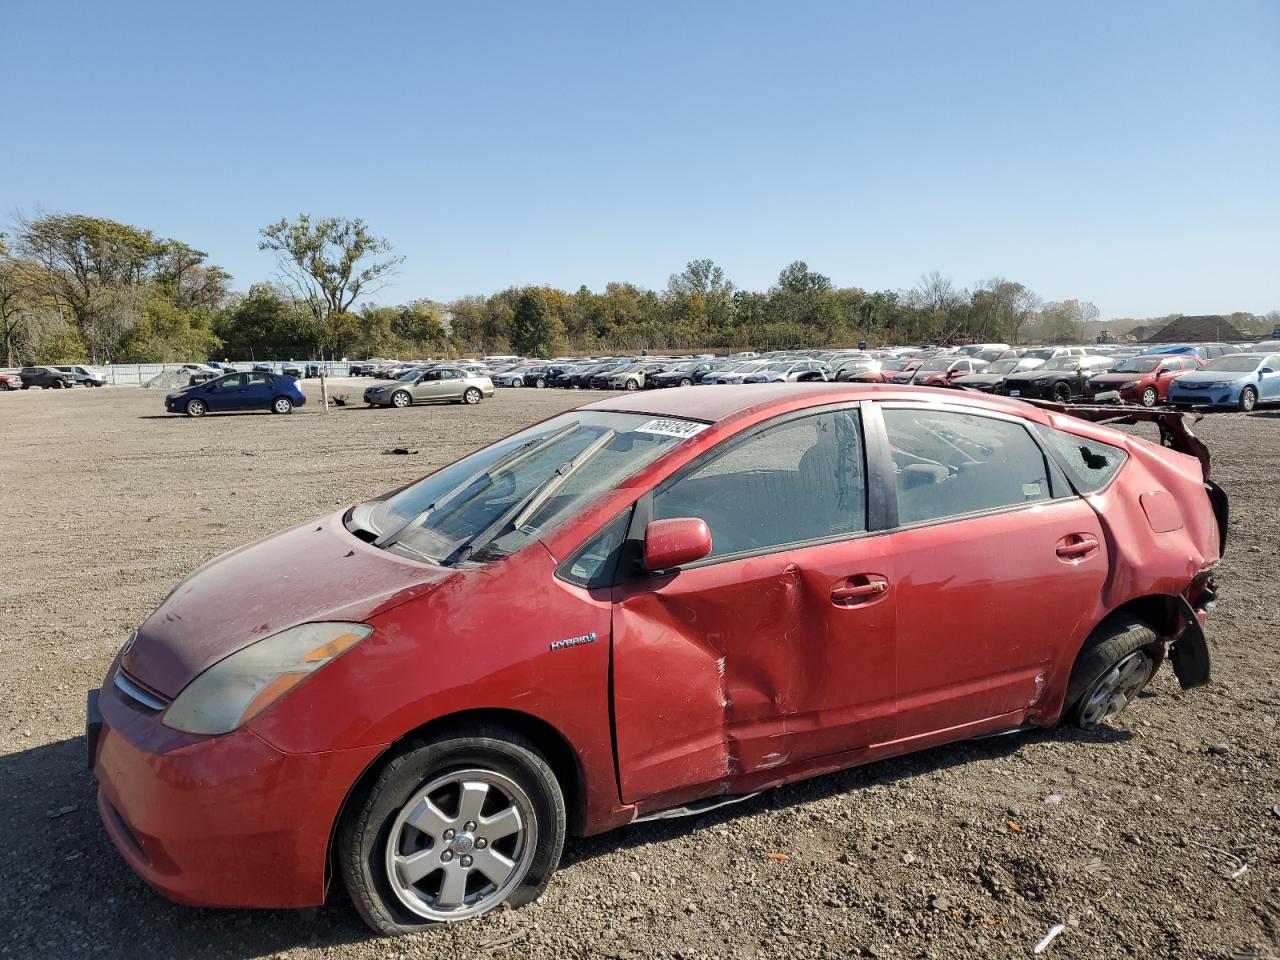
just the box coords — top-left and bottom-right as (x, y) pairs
(1056, 534), (1100, 561)
(831, 575), (890, 606)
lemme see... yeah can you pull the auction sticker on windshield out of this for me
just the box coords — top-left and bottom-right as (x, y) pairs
(634, 418), (708, 439)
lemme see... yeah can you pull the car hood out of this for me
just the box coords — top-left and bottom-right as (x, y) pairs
(953, 373), (1005, 385)
(1089, 372), (1149, 385)
(1011, 370), (1073, 382)
(123, 510), (457, 698)
(1174, 369), (1250, 384)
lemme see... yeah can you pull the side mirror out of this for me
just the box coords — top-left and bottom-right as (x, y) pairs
(643, 517), (712, 571)
(1262, 367), (1276, 375)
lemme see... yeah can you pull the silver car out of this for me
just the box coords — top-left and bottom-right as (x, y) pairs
(364, 367), (495, 408)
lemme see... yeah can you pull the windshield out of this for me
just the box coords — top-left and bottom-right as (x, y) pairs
(1022, 349), (1053, 360)
(353, 411), (700, 565)
(1042, 358), (1078, 371)
(1201, 355), (1262, 373)
(764, 362), (792, 371)
(918, 359), (954, 372)
(984, 359), (1020, 374)
(1113, 357), (1163, 373)
(397, 369), (423, 381)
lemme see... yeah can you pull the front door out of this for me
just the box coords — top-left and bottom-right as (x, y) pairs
(877, 404), (1109, 740)
(206, 374), (246, 411)
(611, 407), (897, 806)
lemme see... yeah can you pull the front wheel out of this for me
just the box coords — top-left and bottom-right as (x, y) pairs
(1239, 386), (1257, 412)
(463, 388), (482, 404)
(392, 390), (412, 408)
(624, 379), (640, 391)
(509, 379), (523, 388)
(272, 396), (294, 414)
(1052, 382), (1072, 403)
(1065, 617), (1163, 728)
(1140, 386), (1158, 407)
(679, 378), (693, 387)
(532, 378), (546, 389)
(338, 729), (566, 935)
(185, 398), (207, 418)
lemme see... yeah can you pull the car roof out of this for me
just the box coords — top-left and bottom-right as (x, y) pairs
(581, 382), (1033, 424)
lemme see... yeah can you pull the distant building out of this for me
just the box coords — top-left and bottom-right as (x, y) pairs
(1143, 315), (1245, 343)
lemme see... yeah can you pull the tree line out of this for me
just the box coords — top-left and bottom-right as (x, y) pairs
(1, 212), (1274, 366)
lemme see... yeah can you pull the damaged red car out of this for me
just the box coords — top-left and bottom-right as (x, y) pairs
(88, 384), (1227, 935)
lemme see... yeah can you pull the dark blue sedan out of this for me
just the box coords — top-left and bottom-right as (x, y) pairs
(164, 372), (306, 417)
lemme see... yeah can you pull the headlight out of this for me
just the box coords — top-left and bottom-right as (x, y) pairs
(162, 622), (372, 735)
(1119, 380), (1140, 390)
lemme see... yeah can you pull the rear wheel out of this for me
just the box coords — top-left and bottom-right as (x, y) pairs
(392, 390), (412, 408)
(1140, 386), (1158, 407)
(272, 396), (293, 414)
(463, 388), (482, 405)
(185, 398), (207, 418)
(1065, 617), (1163, 728)
(1239, 386), (1257, 412)
(339, 729), (565, 936)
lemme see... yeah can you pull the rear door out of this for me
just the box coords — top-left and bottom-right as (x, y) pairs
(874, 402), (1108, 740)
(611, 405), (897, 805)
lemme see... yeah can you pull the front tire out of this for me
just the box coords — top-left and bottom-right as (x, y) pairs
(533, 378), (546, 389)
(624, 379), (640, 391)
(1239, 386), (1257, 412)
(185, 398), (207, 418)
(1052, 382), (1071, 403)
(392, 390), (412, 409)
(1065, 617), (1163, 728)
(463, 387), (482, 405)
(338, 729), (566, 936)
(272, 396), (293, 414)
(1140, 386), (1158, 407)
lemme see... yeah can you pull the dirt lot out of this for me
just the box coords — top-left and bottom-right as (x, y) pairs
(1, 381), (1277, 960)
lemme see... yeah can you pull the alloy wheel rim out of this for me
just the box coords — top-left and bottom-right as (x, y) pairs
(385, 768), (536, 921)
(394, 392), (410, 407)
(1142, 388), (1157, 407)
(1242, 389), (1256, 411)
(1081, 650), (1153, 726)
(274, 398), (290, 413)
(465, 390), (480, 403)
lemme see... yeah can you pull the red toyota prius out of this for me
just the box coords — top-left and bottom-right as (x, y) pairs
(89, 384), (1226, 935)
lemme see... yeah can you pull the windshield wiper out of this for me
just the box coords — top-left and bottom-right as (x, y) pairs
(375, 421), (580, 549)
(447, 429), (616, 566)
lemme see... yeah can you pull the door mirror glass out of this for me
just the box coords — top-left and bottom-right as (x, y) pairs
(643, 518), (712, 571)
(1261, 367), (1276, 375)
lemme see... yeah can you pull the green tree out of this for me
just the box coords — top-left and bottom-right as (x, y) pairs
(510, 288), (562, 356)
(214, 283), (316, 360)
(258, 215), (403, 341)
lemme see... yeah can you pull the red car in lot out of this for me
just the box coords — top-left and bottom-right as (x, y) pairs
(1083, 354), (1204, 406)
(89, 384), (1225, 935)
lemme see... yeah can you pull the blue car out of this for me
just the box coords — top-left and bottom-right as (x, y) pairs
(1166, 352), (1280, 412)
(164, 372), (306, 417)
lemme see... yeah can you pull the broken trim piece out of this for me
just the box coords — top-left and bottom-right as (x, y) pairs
(632, 792), (761, 823)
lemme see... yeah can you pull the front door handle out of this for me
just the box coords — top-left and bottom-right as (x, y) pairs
(831, 575), (890, 606)
(1056, 534), (1100, 561)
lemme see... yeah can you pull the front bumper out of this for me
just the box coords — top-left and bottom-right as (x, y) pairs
(89, 669), (382, 909)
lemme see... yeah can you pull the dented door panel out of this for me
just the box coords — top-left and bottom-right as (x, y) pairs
(611, 536), (896, 806)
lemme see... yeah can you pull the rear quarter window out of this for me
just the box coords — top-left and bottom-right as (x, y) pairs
(1036, 426), (1128, 493)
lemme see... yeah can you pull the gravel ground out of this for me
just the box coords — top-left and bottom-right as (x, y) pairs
(1, 382), (1277, 960)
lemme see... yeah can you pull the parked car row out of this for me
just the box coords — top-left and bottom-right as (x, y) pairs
(1, 365), (104, 389)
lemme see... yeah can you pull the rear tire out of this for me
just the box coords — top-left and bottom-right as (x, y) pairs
(272, 396), (293, 414)
(1065, 617), (1163, 728)
(463, 388), (482, 405)
(1239, 386), (1257, 412)
(338, 728), (566, 936)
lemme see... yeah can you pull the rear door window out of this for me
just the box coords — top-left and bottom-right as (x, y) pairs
(881, 408), (1052, 525)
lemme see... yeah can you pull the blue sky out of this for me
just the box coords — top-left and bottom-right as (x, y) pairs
(2, 0), (1277, 318)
